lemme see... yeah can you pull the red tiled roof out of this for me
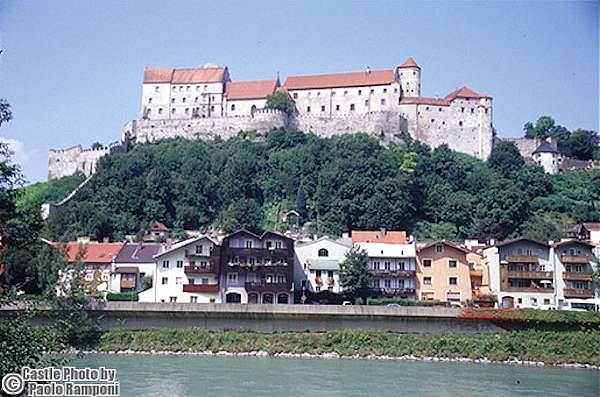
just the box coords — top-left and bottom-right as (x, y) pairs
(398, 56), (420, 69)
(351, 230), (407, 244)
(399, 86), (492, 106)
(418, 240), (470, 254)
(148, 221), (169, 231)
(60, 242), (125, 264)
(143, 67), (226, 84)
(284, 69), (395, 90)
(225, 79), (279, 100)
(583, 223), (600, 231)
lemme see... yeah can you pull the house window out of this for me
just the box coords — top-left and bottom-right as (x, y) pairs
(436, 244), (444, 253)
(293, 92), (298, 99)
(384, 279), (391, 288)
(449, 277), (458, 285)
(275, 241), (282, 249)
(544, 298), (551, 305)
(350, 104), (355, 111)
(231, 104), (235, 111)
(373, 261), (380, 270)
(448, 260), (457, 268)
(162, 277), (168, 285)
(200, 261), (207, 268)
(169, 297), (177, 303)
(196, 245), (203, 254)
(307, 106), (311, 113)
(423, 276), (432, 285)
(373, 279), (380, 288)
(186, 86), (190, 91)
(190, 296), (197, 303)
(176, 260), (183, 268)
(318, 248), (329, 257)
(438, 107), (442, 112)
(398, 261), (405, 271)
(384, 262), (391, 270)
(189, 278), (195, 284)
(176, 277), (182, 285)
(245, 240), (253, 248)
(202, 278), (209, 284)
(228, 273), (238, 283)
(423, 259), (432, 267)
(162, 261), (169, 268)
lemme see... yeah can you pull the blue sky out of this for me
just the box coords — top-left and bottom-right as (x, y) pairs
(0, 0), (598, 183)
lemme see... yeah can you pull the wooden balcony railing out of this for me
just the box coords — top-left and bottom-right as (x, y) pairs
(184, 265), (218, 274)
(561, 255), (589, 264)
(371, 269), (416, 278)
(506, 255), (539, 263)
(502, 286), (554, 293)
(564, 288), (593, 298)
(182, 284), (219, 293)
(372, 287), (416, 297)
(120, 280), (136, 290)
(245, 281), (290, 292)
(562, 272), (593, 281)
(469, 269), (483, 277)
(506, 270), (553, 279)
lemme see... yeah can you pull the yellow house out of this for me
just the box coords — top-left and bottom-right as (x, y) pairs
(416, 240), (472, 305)
(582, 223), (600, 244)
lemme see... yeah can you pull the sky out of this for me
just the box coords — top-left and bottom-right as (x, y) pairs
(0, 0), (598, 183)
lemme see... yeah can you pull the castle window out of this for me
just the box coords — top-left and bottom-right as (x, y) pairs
(307, 106), (311, 113)
(471, 108), (474, 113)
(155, 86), (160, 92)
(370, 89), (374, 94)
(413, 71), (416, 75)
(358, 90), (362, 95)
(231, 104), (235, 111)
(394, 88), (398, 93)
(344, 91), (348, 95)
(350, 104), (355, 111)
(204, 85), (208, 90)
(381, 98), (386, 105)
(196, 86), (200, 91)
(171, 108), (176, 114)
(335, 105), (340, 111)
(158, 108), (163, 114)
(383, 88), (387, 93)
(171, 98), (175, 104)
(321, 105), (325, 112)
(431, 119), (435, 123)
(425, 106), (429, 111)
(179, 86), (183, 91)
(317, 91), (321, 96)
(195, 97), (198, 102)
(293, 92), (298, 99)
(185, 108), (189, 114)
(364, 100), (369, 106)
(172, 86), (176, 91)
(438, 108), (442, 112)
(210, 105), (215, 111)
(148, 98), (153, 103)
(211, 96), (215, 101)
(182, 98), (186, 103)
(461, 107), (465, 112)
(485, 109), (489, 114)
(332, 91), (336, 95)
(147, 108), (151, 114)
(459, 121), (463, 127)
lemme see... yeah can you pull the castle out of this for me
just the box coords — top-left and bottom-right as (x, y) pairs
(48, 57), (495, 179)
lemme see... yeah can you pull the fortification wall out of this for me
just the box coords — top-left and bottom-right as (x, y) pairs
(132, 109), (288, 144)
(502, 137), (542, 159)
(291, 111), (403, 142)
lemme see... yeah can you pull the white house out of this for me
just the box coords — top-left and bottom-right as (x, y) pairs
(109, 242), (162, 293)
(139, 235), (221, 303)
(294, 237), (351, 294)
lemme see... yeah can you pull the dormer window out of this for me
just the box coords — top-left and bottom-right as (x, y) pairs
(318, 248), (329, 257)
(436, 244), (444, 253)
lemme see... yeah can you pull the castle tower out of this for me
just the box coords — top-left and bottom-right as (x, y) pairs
(397, 56), (421, 98)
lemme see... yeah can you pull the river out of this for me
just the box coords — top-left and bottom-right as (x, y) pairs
(71, 355), (598, 397)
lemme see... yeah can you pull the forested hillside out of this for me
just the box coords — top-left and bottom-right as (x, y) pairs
(42, 129), (600, 242)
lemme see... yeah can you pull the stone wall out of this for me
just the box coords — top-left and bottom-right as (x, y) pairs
(131, 108), (288, 144)
(291, 111), (404, 142)
(503, 137), (542, 159)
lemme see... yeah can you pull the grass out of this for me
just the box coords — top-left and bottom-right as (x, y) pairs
(95, 328), (600, 366)
(459, 308), (600, 325)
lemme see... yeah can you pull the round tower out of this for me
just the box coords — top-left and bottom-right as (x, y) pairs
(398, 56), (421, 98)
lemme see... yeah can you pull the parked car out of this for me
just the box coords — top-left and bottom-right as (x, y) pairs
(386, 303), (401, 308)
(342, 301), (352, 306)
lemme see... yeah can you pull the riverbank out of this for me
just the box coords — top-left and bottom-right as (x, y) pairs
(87, 328), (600, 368)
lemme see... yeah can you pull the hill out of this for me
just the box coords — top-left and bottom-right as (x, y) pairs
(41, 128), (600, 242)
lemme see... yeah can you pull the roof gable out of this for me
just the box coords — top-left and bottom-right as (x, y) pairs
(143, 66), (227, 84)
(351, 230), (407, 244)
(418, 240), (469, 254)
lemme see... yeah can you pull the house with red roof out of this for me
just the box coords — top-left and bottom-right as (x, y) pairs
(224, 79), (280, 117)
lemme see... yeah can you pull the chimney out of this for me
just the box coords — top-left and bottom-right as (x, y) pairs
(77, 236), (91, 244)
(103, 237), (110, 243)
(489, 238), (496, 246)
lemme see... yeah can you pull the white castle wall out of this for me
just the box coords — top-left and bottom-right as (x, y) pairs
(133, 108), (288, 144)
(291, 111), (403, 140)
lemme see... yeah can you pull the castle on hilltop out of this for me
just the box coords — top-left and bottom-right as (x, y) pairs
(48, 57), (494, 179)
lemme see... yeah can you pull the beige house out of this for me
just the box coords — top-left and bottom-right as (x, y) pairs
(416, 240), (472, 305)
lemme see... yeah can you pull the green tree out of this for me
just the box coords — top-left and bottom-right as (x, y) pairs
(265, 91), (296, 114)
(339, 246), (372, 304)
(220, 198), (263, 233)
(563, 129), (599, 160)
(442, 191), (475, 235)
(488, 141), (524, 178)
(524, 116), (570, 141)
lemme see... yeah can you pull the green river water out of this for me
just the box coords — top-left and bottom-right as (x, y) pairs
(69, 355), (598, 397)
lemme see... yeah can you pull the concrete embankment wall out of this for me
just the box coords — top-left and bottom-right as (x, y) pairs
(0, 303), (504, 334)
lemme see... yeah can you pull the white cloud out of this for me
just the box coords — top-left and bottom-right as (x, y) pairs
(0, 137), (30, 167)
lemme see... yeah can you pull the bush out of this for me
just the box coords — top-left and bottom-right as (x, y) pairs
(367, 298), (450, 307)
(106, 292), (138, 301)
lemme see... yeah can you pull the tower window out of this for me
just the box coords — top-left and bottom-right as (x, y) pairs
(335, 105), (340, 111)
(155, 86), (160, 92)
(383, 88), (387, 93)
(381, 99), (386, 105)
(459, 121), (463, 127)
(321, 105), (325, 112)
(350, 104), (355, 111)
(365, 100), (369, 106)
(307, 106), (311, 113)
(358, 90), (362, 95)
(231, 104), (235, 111)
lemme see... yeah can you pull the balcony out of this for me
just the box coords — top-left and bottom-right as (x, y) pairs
(506, 270), (553, 280)
(506, 255), (539, 263)
(562, 272), (593, 281)
(561, 255), (589, 264)
(371, 269), (416, 278)
(182, 284), (219, 293)
(184, 265), (218, 274)
(372, 287), (416, 297)
(245, 281), (290, 293)
(228, 260), (289, 268)
(564, 288), (593, 298)
(227, 247), (289, 257)
(503, 286), (554, 293)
